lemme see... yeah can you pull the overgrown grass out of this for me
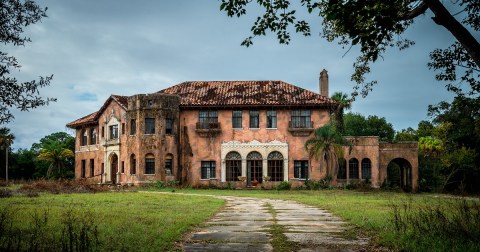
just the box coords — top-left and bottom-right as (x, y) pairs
(149, 188), (480, 251)
(0, 192), (224, 251)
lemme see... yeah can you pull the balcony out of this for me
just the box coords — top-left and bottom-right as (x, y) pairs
(102, 137), (120, 147)
(288, 121), (314, 136)
(195, 122), (221, 137)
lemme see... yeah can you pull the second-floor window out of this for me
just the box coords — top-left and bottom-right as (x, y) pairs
(249, 110), (259, 128)
(130, 119), (136, 135)
(267, 110), (277, 128)
(291, 110), (311, 128)
(198, 111), (218, 129)
(232, 110), (242, 128)
(90, 128), (97, 144)
(81, 129), (87, 146)
(145, 118), (155, 134)
(109, 125), (118, 139)
(165, 117), (173, 134)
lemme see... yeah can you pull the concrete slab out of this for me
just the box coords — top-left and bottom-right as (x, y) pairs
(190, 231), (271, 243)
(284, 233), (368, 246)
(184, 243), (273, 252)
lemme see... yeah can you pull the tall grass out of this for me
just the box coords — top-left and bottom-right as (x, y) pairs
(390, 199), (480, 251)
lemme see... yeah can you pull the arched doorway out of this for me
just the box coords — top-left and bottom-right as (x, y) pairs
(111, 153), (118, 184)
(226, 151), (241, 182)
(386, 158), (412, 191)
(267, 151), (283, 182)
(247, 151), (263, 186)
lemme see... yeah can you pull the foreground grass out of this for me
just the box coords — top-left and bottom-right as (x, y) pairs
(0, 192), (224, 251)
(149, 188), (479, 251)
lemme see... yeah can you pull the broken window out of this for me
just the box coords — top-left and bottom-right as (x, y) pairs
(130, 154), (136, 175)
(361, 158), (371, 180)
(81, 160), (86, 178)
(109, 125), (118, 139)
(81, 129), (87, 146)
(201, 161), (215, 179)
(266, 110), (277, 128)
(165, 117), (173, 134)
(249, 110), (259, 128)
(232, 110), (242, 128)
(90, 128), (97, 145)
(130, 119), (136, 135)
(145, 118), (155, 134)
(294, 160), (308, 179)
(90, 159), (94, 177)
(165, 154), (173, 176)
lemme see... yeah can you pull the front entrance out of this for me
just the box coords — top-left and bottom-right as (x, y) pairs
(111, 154), (118, 184)
(247, 151), (263, 186)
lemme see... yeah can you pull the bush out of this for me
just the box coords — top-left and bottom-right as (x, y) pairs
(276, 181), (291, 191)
(390, 199), (480, 251)
(19, 179), (109, 194)
(304, 179), (330, 190)
(0, 188), (13, 198)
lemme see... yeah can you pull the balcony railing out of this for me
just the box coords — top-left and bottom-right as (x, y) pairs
(289, 120), (313, 129)
(195, 122), (221, 137)
(196, 121), (220, 130)
(288, 121), (314, 136)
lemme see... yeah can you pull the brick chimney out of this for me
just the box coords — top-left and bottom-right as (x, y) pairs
(320, 69), (328, 97)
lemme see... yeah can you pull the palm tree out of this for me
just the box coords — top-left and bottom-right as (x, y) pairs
(37, 142), (74, 178)
(305, 124), (350, 184)
(331, 92), (352, 134)
(0, 128), (15, 182)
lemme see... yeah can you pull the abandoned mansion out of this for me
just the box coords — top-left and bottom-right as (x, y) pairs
(67, 70), (418, 190)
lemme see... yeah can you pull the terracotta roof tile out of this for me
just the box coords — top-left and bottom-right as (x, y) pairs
(66, 111), (98, 128)
(66, 94), (128, 128)
(158, 81), (337, 108)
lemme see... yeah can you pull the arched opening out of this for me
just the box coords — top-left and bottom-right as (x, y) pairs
(225, 151), (241, 181)
(130, 154), (136, 175)
(110, 153), (118, 184)
(361, 158), (372, 181)
(145, 153), (155, 175)
(348, 158), (359, 179)
(267, 151), (283, 182)
(247, 151), (263, 185)
(165, 154), (173, 176)
(338, 158), (347, 179)
(386, 158), (412, 192)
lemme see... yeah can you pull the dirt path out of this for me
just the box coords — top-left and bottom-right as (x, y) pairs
(154, 193), (369, 251)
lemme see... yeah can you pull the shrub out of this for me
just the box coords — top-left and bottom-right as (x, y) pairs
(390, 199), (480, 251)
(304, 179), (330, 190)
(0, 180), (9, 187)
(276, 181), (291, 191)
(0, 188), (13, 198)
(19, 179), (109, 194)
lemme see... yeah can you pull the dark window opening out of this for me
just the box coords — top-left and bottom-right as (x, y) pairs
(90, 159), (94, 177)
(201, 161), (216, 179)
(267, 110), (277, 128)
(122, 123), (126, 135)
(81, 160), (86, 178)
(349, 158), (359, 179)
(121, 161), (125, 173)
(338, 158), (347, 179)
(145, 118), (155, 134)
(101, 163), (104, 174)
(165, 154), (173, 176)
(247, 151), (263, 183)
(294, 160), (308, 179)
(90, 128), (97, 145)
(81, 130), (87, 146)
(130, 155), (136, 175)
(232, 111), (242, 128)
(145, 154), (155, 174)
(102, 127), (105, 138)
(166, 118), (173, 134)
(361, 158), (372, 180)
(130, 119), (136, 135)
(249, 110), (259, 128)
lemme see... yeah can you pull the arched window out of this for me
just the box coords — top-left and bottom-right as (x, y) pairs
(165, 154), (173, 176)
(81, 129), (87, 146)
(90, 128), (97, 145)
(225, 151), (241, 181)
(267, 151), (283, 182)
(349, 158), (359, 179)
(247, 151), (263, 183)
(361, 158), (372, 180)
(130, 154), (136, 175)
(338, 158), (347, 179)
(145, 153), (155, 174)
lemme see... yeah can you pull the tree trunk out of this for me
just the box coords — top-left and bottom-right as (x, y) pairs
(424, 0), (480, 68)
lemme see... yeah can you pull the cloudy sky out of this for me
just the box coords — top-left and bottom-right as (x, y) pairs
(6, 1), (457, 149)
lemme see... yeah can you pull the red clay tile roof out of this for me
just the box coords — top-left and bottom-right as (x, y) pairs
(158, 81), (337, 108)
(66, 95), (128, 128)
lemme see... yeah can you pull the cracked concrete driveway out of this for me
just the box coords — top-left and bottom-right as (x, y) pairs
(180, 194), (369, 252)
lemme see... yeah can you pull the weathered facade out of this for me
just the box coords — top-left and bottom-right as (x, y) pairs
(67, 70), (418, 191)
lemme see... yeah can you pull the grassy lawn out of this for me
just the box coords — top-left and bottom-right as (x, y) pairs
(148, 188), (480, 251)
(0, 191), (224, 251)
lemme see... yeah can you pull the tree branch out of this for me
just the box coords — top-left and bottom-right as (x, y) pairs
(403, 2), (428, 20)
(424, 0), (480, 68)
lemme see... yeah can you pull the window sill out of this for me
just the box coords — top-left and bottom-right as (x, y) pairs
(144, 174), (155, 176)
(291, 178), (307, 181)
(200, 178), (217, 181)
(266, 128), (277, 130)
(233, 128), (243, 130)
(249, 128), (260, 130)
